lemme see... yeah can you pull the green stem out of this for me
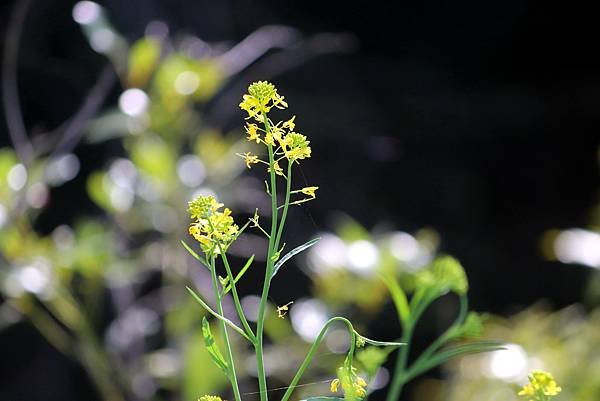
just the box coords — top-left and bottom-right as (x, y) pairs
(255, 113), (278, 401)
(210, 257), (242, 401)
(219, 252), (256, 341)
(410, 295), (468, 369)
(386, 322), (414, 401)
(281, 317), (356, 401)
(274, 162), (293, 252)
(208, 217), (256, 342)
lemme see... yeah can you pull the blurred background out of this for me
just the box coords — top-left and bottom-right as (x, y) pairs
(0, 1), (599, 401)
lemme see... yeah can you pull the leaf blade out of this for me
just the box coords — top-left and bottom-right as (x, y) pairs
(201, 317), (229, 377)
(271, 237), (320, 279)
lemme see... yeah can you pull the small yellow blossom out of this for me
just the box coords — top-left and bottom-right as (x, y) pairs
(276, 301), (293, 319)
(301, 186), (318, 198)
(239, 152), (259, 169)
(268, 160), (284, 176)
(518, 370), (562, 401)
(264, 132), (274, 145)
(245, 124), (260, 143)
(283, 115), (296, 130)
(283, 132), (311, 161)
(198, 396), (224, 401)
(332, 362), (368, 400)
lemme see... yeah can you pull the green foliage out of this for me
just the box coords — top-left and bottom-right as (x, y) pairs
(201, 317), (229, 377)
(271, 237), (321, 278)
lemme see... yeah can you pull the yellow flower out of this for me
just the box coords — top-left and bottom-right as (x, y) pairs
(283, 132), (311, 161)
(276, 301), (293, 319)
(245, 124), (260, 143)
(283, 115), (296, 130)
(239, 152), (259, 169)
(268, 161), (284, 176)
(198, 396), (224, 401)
(518, 370), (562, 401)
(239, 81), (287, 120)
(301, 186), (318, 198)
(334, 362), (368, 400)
(264, 132), (274, 145)
(188, 195), (239, 255)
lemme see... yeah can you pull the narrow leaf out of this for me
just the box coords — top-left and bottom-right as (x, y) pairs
(186, 287), (251, 341)
(271, 237), (320, 278)
(201, 317), (229, 377)
(407, 341), (504, 380)
(223, 254), (255, 295)
(181, 241), (210, 271)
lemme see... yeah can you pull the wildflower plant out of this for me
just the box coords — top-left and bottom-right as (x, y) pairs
(518, 370), (562, 401)
(380, 256), (504, 401)
(184, 81), (402, 401)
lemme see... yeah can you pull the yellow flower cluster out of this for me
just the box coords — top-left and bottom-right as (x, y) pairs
(198, 396), (224, 401)
(188, 195), (239, 255)
(237, 82), (313, 176)
(518, 370), (562, 401)
(239, 81), (287, 121)
(330, 364), (368, 400)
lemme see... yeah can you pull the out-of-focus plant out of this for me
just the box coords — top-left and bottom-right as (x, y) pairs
(438, 304), (599, 401)
(184, 81), (403, 401)
(301, 219), (502, 400)
(0, 1), (354, 400)
(517, 370), (562, 401)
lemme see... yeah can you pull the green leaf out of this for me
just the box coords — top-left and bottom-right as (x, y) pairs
(407, 341), (504, 381)
(271, 237), (320, 278)
(222, 254), (254, 295)
(181, 240), (210, 271)
(356, 347), (393, 377)
(201, 317), (229, 377)
(186, 287), (251, 341)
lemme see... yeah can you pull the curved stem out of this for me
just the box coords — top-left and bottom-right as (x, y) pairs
(209, 258), (242, 401)
(280, 317), (356, 401)
(255, 113), (278, 401)
(411, 295), (468, 368)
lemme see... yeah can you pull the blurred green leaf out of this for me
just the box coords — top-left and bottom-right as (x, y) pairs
(129, 135), (175, 181)
(127, 37), (161, 87)
(301, 397), (345, 401)
(408, 341), (504, 381)
(86, 171), (113, 212)
(183, 329), (228, 399)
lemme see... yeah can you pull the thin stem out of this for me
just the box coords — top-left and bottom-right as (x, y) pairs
(280, 317), (356, 401)
(206, 217), (256, 342)
(255, 112), (278, 401)
(411, 295), (468, 369)
(386, 322), (414, 401)
(274, 162), (293, 252)
(209, 258), (242, 401)
(219, 252), (256, 341)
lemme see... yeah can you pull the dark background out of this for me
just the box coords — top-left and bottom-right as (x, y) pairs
(1, 0), (599, 400)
